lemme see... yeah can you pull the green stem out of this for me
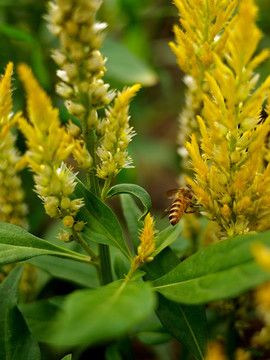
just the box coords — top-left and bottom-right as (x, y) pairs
(80, 93), (113, 285)
(71, 230), (98, 262)
(101, 175), (113, 201)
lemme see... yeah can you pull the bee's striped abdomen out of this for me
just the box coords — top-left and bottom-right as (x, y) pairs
(169, 197), (188, 226)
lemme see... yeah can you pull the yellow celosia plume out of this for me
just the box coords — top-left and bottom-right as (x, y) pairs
(184, 0), (270, 237)
(0, 62), (28, 229)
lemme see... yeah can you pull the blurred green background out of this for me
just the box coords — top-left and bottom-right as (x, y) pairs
(1, 0), (270, 235)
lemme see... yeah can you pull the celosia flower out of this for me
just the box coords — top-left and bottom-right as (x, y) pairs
(0, 62), (28, 229)
(171, 0), (238, 176)
(47, 0), (114, 115)
(134, 213), (156, 268)
(17, 64), (84, 232)
(185, 0), (270, 237)
(96, 84), (141, 187)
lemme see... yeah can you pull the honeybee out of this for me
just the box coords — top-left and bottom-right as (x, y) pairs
(164, 185), (200, 226)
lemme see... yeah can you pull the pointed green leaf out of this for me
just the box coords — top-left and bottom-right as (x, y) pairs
(120, 194), (142, 251)
(153, 231), (270, 304)
(0, 265), (41, 360)
(73, 179), (132, 261)
(102, 37), (158, 86)
(107, 184), (151, 220)
(49, 280), (157, 347)
(144, 248), (207, 360)
(19, 297), (65, 343)
(0, 221), (90, 265)
(153, 223), (189, 257)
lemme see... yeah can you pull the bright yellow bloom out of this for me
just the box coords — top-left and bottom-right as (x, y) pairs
(171, 0), (238, 178)
(0, 62), (28, 229)
(134, 213), (156, 267)
(185, 0), (270, 237)
(17, 64), (84, 233)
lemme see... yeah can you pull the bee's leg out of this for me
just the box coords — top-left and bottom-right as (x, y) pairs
(190, 203), (202, 207)
(185, 209), (201, 214)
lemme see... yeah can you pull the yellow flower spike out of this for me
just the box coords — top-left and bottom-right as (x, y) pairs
(0, 62), (13, 121)
(134, 213), (156, 267)
(18, 64), (74, 167)
(97, 84), (141, 183)
(252, 242), (270, 272)
(0, 62), (28, 229)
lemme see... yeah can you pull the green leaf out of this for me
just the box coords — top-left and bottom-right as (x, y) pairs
(61, 356), (72, 360)
(28, 221), (99, 288)
(73, 178), (132, 261)
(107, 184), (151, 220)
(153, 223), (189, 257)
(0, 265), (41, 360)
(0, 22), (36, 43)
(28, 256), (99, 288)
(153, 231), (270, 304)
(19, 297), (65, 343)
(120, 194), (142, 251)
(49, 280), (157, 347)
(144, 248), (207, 360)
(102, 37), (158, 86)
(0, 221), (90, 265)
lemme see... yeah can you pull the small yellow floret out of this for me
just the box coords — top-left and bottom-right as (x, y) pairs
(135, 213), (156, 266)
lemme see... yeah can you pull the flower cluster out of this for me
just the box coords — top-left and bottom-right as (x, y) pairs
(47, 0), (114, 114)
(185, 0), (270, 237)
(96, 84), (140, 195)
(170, 0), (238, 175)
(47, 0), (140, 198)
(0, 62), (28, 229)
(18, 64), (84, 235)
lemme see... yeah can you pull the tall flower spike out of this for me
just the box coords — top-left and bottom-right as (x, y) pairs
(171, 0), (238, 179)
(96, 84), (141, 197)
(18, 64), (84, 234)
(134, 213), (156, 268)
(0, 62), (28, 229)
(185, 0), (270, 238)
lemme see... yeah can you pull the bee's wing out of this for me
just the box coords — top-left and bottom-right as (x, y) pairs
(161, 205), (172, 219)
(165, 189), (180, 199)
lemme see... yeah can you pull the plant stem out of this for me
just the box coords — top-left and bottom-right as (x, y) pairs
(80, 96), (113, 285)
(71, 230), (98, 262)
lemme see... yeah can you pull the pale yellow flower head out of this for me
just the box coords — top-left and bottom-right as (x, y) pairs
(96, 84), (141, 180)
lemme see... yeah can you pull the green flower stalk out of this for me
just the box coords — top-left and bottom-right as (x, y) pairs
(0, 62), (28, 229)
(185, 0), (270, 238)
